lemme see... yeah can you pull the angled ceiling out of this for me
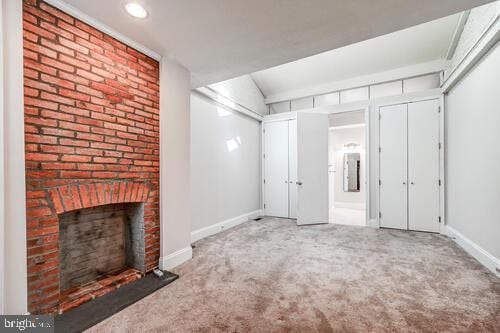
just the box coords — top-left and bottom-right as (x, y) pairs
(251, 13), (461, 97)
(58, 0), (493, 87)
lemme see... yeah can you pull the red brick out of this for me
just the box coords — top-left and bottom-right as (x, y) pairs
(70, 185), (82, 210)
(59, 37), (90, 55)
(60, 171), (91, 178)
(26, 153), (58, 161)
(59, 138), (89, 147)
(49, 188), (64, 214)
(60, 155), (91, 162)
(79, 184), (91, 208)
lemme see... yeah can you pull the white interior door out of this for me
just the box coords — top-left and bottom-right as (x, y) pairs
(379, 104), (408, 230)
(288, 119), (297, 218)
(296, 112), (329, 225)
(408, 99), (440, 232)
(264, 121), (289, 217)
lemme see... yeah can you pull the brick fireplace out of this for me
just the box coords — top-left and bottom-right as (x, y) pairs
(23, 0), (160, 314)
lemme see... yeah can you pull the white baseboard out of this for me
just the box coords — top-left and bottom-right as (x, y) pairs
(191, 209), (262, 243)
(159, 246), (193, 271)
(333, 202), (365, 210)
(368, 219), (379, 228)
(446, 225), (500, 277)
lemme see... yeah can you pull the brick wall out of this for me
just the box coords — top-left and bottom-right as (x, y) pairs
(23, 0), (160, 313)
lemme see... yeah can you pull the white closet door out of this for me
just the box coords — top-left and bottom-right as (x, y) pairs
(264, 121), (289, 217)
(408, 99), (440, 232)
(296, 112), (329, 225)
(379, 104), (408, 230)
(288, 119), (297, 218)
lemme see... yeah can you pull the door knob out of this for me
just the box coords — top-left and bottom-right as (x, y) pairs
(411, 182), (415, 185)
(403, 181), (406, 185)
(296, 181), (303, 186)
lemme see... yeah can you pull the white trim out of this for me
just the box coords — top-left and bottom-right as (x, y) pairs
(446, 10), (470, 60)
(159, 246), (193, 271)
(43, 0), (162, 61)
(3, 0), (27, 315)
(329, 124), (365, 130)
(194, 87), (263, 122)
(265, 59), (448, 104)
(191, 210), (262, 243)
(446, 226), (500, 277)
(333, 202), (365, 210)
(0, 0), (5, 315)
(368, 219), (379, 228)
(442, 15), (500, 92)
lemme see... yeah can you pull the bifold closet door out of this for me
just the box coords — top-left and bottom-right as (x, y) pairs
(264, 121), (289, 217)
(379, 104), (408, 230)
(407, 100), (440, 232)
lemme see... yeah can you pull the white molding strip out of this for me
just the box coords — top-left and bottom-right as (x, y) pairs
(446, 226), (500, 277)
(194, 87), (264, 122)
(159, 246), (193, 271)
(191, 210), (262, 243)
(446, 10), (470, 60)
(329, 124), (365, 130)
(442, 15), (500, 93)
(43, 0), (161, 61)
(333, 202), (365, 210)
(265, 59), (449, 104)
(368, 219), (379, 228)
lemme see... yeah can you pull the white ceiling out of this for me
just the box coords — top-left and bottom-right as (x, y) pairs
(251, 13), (461, 97)
(58, 0), (492, 87)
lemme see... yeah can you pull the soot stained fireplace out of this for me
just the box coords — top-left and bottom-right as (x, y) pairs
(59, 203), (145, 292)
(55, 200), (146, 314)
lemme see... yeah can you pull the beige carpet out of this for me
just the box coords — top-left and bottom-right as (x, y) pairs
(88, 218), (500, 332)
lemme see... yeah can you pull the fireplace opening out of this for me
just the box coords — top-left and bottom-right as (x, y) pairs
(57, 202), (146, 312)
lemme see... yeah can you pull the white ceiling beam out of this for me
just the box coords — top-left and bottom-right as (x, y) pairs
(446, 10), (471, 60)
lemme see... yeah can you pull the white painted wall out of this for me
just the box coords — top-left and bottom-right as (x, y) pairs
(209, 75), (267, 116)
(190, 93), (261, 234)
(159, 59), (193, 269)
(2, 0), (27, 314)
(329, 126), (365, 208)
(445, 43), (500, 259)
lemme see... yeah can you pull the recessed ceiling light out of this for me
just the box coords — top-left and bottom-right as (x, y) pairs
(125, 2), (148, 19)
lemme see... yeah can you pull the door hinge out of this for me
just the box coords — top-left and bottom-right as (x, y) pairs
(379, 212), (382, 219)
(263, 153), (266, 159)
(379, 179), (382, 186)
(439, 179), (442, 186)
(438, 142), (442, 149)
(263, 179), (266, 184)
(438, 216), (442, 223)
(263, 128), (266, 134)
(438, 106), (441, 113)
(379, 114), (381, 120)
(379, 147), (381, 153)
(264, 204), (266, 209)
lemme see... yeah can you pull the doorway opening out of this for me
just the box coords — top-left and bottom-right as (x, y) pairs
(328, 110), (367, 226)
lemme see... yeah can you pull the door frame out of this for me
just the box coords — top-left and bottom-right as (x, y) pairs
(324, 107), (370, 227)
(375, 96), (445, 234)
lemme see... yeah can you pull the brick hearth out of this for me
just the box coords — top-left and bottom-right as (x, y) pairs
(23, 0), (160, 314)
